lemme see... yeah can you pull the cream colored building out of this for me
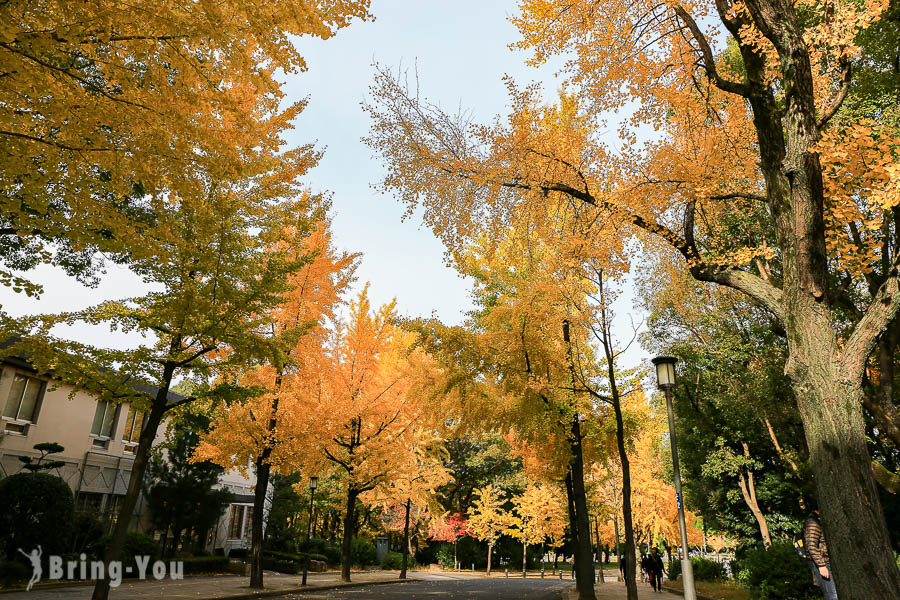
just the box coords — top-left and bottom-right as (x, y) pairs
(0, 354), (263, 555)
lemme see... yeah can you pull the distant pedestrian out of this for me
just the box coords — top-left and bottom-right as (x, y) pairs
(569, 555), (575, 579)
(640, 553), (651, 583)
(648, 547), (665, 592)
(803, 509), (838, 600)
(618, 554), (626, 579)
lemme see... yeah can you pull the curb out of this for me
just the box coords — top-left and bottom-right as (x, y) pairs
(661, 584), (720, 600)
(0, 580), (95, 594)
(216, 577), (419, 600)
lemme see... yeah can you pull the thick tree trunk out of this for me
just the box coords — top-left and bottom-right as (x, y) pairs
(249, 457), (271, 588)
(250, 373), (281, 589)
(92, 373), (171, 600)
(567, 419), (597, 600)
(400, 498), (410, 579)
(340, 488), (358, 583)
(791, 348), (900, 599)
(561, 319), (596, 600)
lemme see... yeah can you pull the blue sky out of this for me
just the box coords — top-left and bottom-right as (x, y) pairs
(0, 0), (647, 369)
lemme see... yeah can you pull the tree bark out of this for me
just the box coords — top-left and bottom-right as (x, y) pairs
(400, 498), (410, 579)
(340, 488), (358, 583)
(92, 367), (173, 600)
(249, 458), (271, 588)
(561, 320), (596, 600)
(737, 470), (771, 546)
(568, 418), (597, 599)
(250, 372), (281, 589)
(792, 358), (900, 599)
(594, 292), (638, 600)
(737, 441), (771, 546)
(486, 542), (493, 576)
(522, 542), (527, 575)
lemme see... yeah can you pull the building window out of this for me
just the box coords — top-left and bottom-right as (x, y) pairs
(228, 505), (246, 539)
(2, 373), (44, 434)
(105, 494), (125, 527)
(76, 492), (104, 514)
(90, 400), (117, 449)
(121, 406), (144, 453)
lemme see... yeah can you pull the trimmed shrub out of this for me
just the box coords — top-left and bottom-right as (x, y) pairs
(436, 544), (455, 569)
(668, 556), (726, 582)
(299, 538), (341, 564)
(180, 556), (231, 575)
(381, 551), (404, 570)
(71, 514), (105, 555)
(668, 559), (681, 581)
(95, 531), (160, 576)
(227, 548), (249, 560)
(350, 538), (376, 566)
(692, 557), (726, 581)
(0, 561), (28, 585)
(0, 472), (74, 559)
(262, 557), (297, 574)
(735, 540), (818, 600)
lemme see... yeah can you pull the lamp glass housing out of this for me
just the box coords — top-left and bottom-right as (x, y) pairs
(652, 356), (678, 388)
(309, 476), (318, 490)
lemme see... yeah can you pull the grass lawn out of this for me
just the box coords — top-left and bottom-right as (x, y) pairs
(663, 579), (751, 600)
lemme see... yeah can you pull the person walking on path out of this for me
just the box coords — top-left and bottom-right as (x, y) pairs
(803, 509), (838, 600)
(648, 547), (665, 592)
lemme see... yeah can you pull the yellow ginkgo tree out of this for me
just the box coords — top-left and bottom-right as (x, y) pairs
(505, 483), (566, 575)
(467, 484), (509, 576)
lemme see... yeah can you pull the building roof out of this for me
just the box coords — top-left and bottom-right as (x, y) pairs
(0, 338), (187, 406)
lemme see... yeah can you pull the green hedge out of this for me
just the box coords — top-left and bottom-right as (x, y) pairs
(668, 556), (726, 582)
(351, 538), (376, 566)
(734, 541), (818, 600)
(381, 551), (403, 570)
(262, 557), (297, 574)
(262, 550), (328, 567)
(299, 538), (342, 564)
(95, 532), (160, 565)
(0, 473), (74, 559)
(435, 544), (455, 569)
(0, 561), (28, 585)
(180, 556), (231, 575)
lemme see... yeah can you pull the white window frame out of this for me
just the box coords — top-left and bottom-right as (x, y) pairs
(121, 406), (144, 454)
(90, 400), (118, 449)
(1, 372), (45, 435)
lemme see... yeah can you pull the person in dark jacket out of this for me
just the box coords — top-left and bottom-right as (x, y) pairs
(648, 547), (665, 592)
(640, 553), (651, 584)
(803, 509), (837, 600)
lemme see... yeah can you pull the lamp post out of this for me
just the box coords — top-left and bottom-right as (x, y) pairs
(301, 476), (318, 586)
(651, 356), (696, 600)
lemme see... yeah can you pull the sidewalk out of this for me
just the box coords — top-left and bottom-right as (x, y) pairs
(0, 571), (415, 600)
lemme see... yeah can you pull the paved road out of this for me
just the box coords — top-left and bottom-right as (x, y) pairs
(283, 573), (574, 599)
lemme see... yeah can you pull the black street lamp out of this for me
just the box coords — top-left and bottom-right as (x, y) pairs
(301, 476), (318, 586)
(651, 356), (696, 600)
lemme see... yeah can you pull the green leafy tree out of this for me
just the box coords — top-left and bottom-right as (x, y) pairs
(9, 188), (318, 600)
(0, 472), (74, 559)
(145, 414), (233, 557)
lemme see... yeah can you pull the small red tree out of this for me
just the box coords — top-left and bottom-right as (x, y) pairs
(429, 512), (468, 568)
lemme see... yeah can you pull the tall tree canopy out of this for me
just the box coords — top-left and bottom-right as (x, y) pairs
(365, 0), (900, 593)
